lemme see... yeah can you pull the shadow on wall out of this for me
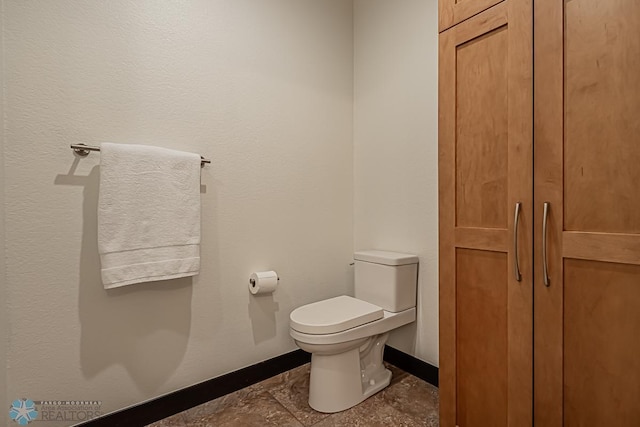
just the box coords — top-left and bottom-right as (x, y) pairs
(58, 164), (193, 395)
(387, 321), (418, 354)
(248, 293), (279, 344)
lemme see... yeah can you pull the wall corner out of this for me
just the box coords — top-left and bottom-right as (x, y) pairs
(0, 0), (9, 420)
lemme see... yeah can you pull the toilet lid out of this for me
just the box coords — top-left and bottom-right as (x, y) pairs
(290, 295), (384, 335)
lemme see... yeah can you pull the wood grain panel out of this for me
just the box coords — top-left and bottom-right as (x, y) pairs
(455, 227), (508, 252)
(564, 0), (640, 234)
(564, 259), (640, 426)
(456, 249), (508, 427)
(505, 1), (533, 424)
(533, 0), (565, 423)
(438, 25), (457, 427)
(563, 232), (640, 266)
(455, 25), (508, 229)
(439, 0), (503, 32)
(453, 2), (507, 45)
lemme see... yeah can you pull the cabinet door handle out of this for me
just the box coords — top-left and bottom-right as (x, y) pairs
(542, 202), (550, 287)
(513, 202), (522, 282)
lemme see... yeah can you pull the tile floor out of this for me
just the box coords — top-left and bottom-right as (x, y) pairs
(147, 363), (439, 427)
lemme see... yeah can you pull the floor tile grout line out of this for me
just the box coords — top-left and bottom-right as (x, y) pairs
(265, 388), (306, 426)
(263, 365), (333, 427)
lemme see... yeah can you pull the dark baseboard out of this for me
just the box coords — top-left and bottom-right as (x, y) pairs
(77, 349), (310, 427)
(78, 345), (437, 427)
(383, 346), (439, 387)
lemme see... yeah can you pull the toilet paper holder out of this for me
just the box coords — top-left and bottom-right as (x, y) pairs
(249, 276), (280, 286)
(248, 271), (280, 295)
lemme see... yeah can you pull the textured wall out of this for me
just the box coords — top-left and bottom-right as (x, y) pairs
(354, 0), (439, 366)
(3, 0), (353, 424)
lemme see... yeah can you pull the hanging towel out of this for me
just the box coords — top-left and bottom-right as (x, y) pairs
(98, 143), (201, 288)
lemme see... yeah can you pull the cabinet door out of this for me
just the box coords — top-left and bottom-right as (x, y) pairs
(439, 0), (503, 32)
(439, 2), (533, 426)
(534, 0), (640, 425)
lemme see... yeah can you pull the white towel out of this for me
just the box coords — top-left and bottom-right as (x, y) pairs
(98, 143), (201, 288)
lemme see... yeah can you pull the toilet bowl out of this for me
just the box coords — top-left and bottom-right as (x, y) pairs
(289, 250), (418, 413)
(290, 296), (416, 413)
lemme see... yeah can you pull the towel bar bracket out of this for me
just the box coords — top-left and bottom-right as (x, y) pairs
(71, 143), (94, 157)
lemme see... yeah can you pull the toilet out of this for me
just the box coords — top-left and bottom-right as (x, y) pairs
(289, 250), (418, 413)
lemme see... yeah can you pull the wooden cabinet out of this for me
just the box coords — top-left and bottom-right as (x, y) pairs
(438, 1), (533, 426)
(439, 0), (640, 426)
(534, 0), (640, 425)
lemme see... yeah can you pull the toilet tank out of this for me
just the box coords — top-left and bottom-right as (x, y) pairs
(353, 250), (419, 312)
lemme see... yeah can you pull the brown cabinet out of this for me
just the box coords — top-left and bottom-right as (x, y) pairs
(534, 0), (640, 425)
(439, 0), (640, 425)
(438, 1), (533, 426)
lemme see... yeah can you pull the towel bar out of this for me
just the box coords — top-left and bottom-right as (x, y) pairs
(70, 143), (211, 167)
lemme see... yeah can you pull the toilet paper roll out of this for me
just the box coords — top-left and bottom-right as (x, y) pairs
(249, 271), (278, 295)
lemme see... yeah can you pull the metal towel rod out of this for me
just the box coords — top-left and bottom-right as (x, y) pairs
(70, 143), (211, 167)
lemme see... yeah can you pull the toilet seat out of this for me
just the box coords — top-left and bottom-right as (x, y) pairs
(291, 307), (416, 346)
(290, 295), (383, 335)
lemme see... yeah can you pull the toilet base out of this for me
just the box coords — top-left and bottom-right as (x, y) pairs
(307, 333), (390, 413)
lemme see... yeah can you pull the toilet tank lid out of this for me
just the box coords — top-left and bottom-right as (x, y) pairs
(354, 250), (419, 266)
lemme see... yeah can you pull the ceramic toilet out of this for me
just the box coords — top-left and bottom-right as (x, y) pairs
(289, 250), (418, 413)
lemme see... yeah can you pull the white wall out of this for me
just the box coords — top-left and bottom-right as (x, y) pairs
(2, 1), (442, 423)
(354, 0), (439, 366)
(3, 0), (353, 423)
